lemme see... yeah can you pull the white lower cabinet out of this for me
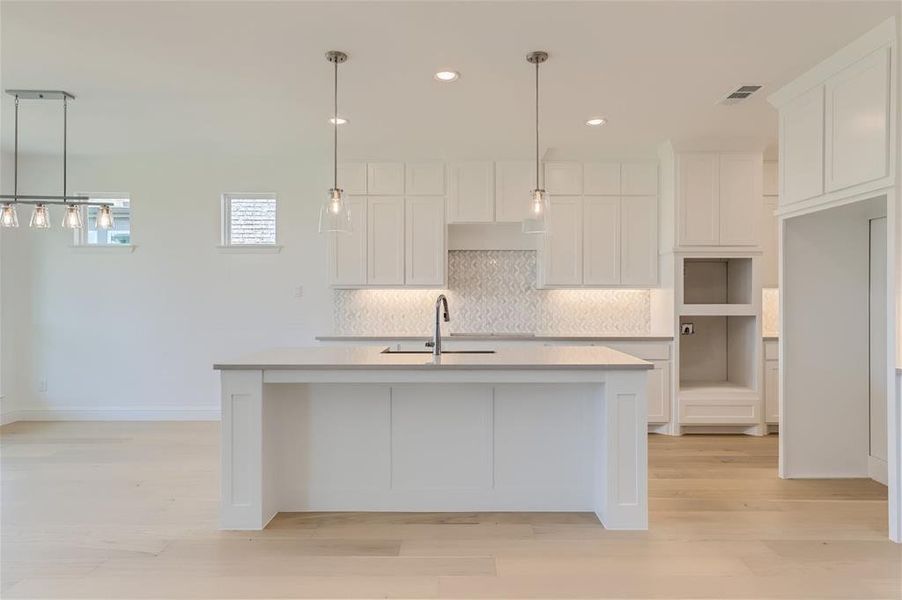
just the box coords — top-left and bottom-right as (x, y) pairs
(764, 340), (779, 425)
(646, 360), (671, 425)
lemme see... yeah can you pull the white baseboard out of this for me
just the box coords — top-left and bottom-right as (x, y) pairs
(869, 455), (888, 486)
(0, 406), (220, 424)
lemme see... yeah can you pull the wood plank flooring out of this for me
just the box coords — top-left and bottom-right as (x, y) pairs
(1, 421), (898, 599)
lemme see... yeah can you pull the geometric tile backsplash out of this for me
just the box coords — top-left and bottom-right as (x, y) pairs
(333, 250), (651, 336)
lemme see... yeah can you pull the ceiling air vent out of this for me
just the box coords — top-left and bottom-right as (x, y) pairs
(719, 85), (763, 105)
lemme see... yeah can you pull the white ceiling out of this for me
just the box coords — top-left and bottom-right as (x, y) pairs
(1, 1), (899, 160)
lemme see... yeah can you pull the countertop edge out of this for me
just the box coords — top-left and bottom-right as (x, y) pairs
(214, 363), (654, 371)
(315, 335), (675, 342)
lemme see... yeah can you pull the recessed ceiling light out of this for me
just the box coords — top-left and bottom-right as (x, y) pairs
(586, 117), (607, 127)
(434, 71), (460, 82)
(329, 117), (348, 125)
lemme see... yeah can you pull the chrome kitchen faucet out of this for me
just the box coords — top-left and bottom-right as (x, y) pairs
(426, 294), (450, 356)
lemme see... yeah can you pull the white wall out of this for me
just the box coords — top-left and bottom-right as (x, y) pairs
(782, 197), (886, 477)
(1, 151), (335, 420)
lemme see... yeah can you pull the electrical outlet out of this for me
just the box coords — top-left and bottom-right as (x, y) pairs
(293, 286), (304, 298)
(680, 323), (695, 335)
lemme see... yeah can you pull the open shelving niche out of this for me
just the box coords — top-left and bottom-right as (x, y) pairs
(676, 254), (762, 429)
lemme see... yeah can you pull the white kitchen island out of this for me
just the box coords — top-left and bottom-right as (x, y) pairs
(214, 345), (651, 531)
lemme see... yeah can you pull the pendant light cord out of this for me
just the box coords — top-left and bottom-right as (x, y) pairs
(333, 58), (338, 190)
(535, 60), (540, 190)
(13, 95), (18, 200)
(63, 96), (67, 201)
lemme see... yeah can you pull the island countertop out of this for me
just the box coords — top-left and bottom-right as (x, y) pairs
(214, 345), (652, 371)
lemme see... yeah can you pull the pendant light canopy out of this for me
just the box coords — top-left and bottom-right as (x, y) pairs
(319, 50), (353, 234)
(522, 51), (550, 235)
(1, 90), (113, 229)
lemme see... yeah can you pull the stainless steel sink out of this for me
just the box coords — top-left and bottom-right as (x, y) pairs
(381, 343), (495, 355)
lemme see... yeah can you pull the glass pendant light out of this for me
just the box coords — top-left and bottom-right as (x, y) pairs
(523, 51), (550, 235)
(62, 204), (83, 228)
(0, 203), (18, 227)
(96, 205), (114, 229)
(30, 204), (50, 228)
(319, 50), (353, 234)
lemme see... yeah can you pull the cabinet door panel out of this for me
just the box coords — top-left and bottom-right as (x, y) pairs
(330, 196), (367, 286)
(621, 162), (658, 196)
(765, 360), (779, 424)
(367, 196), (404, 285)
(780, 86), (824, 205)
(825, 47), (891, 192)
(405, 162), (445, 195)
(718, 154), (761, 247)
(448, 162), (494, 223)
(677, 153), (719, 246)
(338, 162), (367, 195)
(495, 161), (534, 223)
(621, 195), (658, 286)
(544, 162), (583, 195)
(405, 196), (445, 286)
(367, 162), (405, 195)
(647, 361), (671, 424)
(583, 162), (621, 195)
(540, 196), (583, 286)
(583, 196), (620, 285)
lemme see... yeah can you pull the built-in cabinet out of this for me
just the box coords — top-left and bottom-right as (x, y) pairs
(538, 161), (658, 288)
(676, 152), (762, 248)
(764, 339), (779, 426)
(773, 25), (894, 209)
(330, 162), (446, 288)
(448, 162), (495, 223)
(761, 161), (779, 288)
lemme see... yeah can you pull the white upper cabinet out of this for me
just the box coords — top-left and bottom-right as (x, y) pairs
(779, 86), (825, 205)
(367, 162), (405, 195)
(495, 161), (534, 223)
(329, 196), (367, 286)
(677, 153), (720, 246)
(405, 196), (446, 286)
(582, 196), (621, 285)
(676, 152), (762, 248)
(544, 162), (583, 195)
(763, 161), (779, 196)
(338, 162), (368, 195)
(366, 196), (405, 285)
(824, 47), (891, 193)
(583, 162), (621, 195)
(448, 162), (494, 223)
(405, 162), (445, 196)
(621, 195), (658, 286)
(621, 162), (658, 196)
(539, 196), (583, 286)
(718, 153), (761, 247)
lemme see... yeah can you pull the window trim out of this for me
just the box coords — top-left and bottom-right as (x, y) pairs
(72, 193), (133, 248)
(220, 192), (279, 248)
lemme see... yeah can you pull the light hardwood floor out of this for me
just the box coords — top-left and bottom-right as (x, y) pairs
(1, 421), (898, 599)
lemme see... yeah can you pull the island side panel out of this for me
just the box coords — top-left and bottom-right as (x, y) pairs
(594, 370), (649, 530)
(220, 369), (275, 530)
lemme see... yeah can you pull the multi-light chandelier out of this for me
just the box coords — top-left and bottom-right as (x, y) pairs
(0, 90), (114, 230)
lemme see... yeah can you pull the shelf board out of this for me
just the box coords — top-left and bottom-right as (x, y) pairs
(679, 304), (757, 317)
(680, 381), (758, 399)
